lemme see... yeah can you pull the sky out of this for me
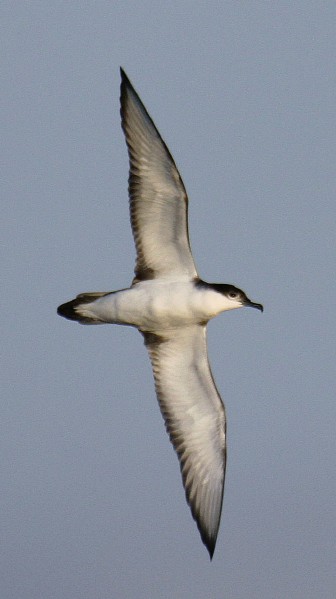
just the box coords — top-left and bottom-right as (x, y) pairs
(2, 2), (336, 598)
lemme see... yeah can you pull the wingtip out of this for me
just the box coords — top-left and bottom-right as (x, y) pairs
(120, 67), (131, 89)
(194, 512), (218, 559)
(204, 534), (216, 560)
(185, 477), (221, 560)
(120, 68), (134, 116)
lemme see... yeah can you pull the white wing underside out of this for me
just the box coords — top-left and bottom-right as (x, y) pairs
(143, 325), (226, 556)
(120, 71), (198, 282)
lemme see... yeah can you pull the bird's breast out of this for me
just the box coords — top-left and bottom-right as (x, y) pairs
(93, 281), (231, 330)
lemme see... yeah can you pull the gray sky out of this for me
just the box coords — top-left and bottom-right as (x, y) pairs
(2, 2), (336, 598)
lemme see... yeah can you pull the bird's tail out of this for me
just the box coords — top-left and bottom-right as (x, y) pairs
(57, 292), (111, 324)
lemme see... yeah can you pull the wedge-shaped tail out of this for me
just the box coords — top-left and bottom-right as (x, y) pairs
(57, 292), (111, 324)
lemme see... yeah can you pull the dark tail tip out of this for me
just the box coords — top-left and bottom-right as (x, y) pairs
(57, 291), (111, 324)
(57, 298), (82, 322)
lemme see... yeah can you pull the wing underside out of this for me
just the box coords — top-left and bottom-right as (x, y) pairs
(142, 325), (226, 558)
(120, 69), (198, 283)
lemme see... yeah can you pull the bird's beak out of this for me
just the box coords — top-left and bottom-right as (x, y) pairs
(246, 299), (263, 312)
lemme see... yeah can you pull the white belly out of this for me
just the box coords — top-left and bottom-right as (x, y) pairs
(82, 280), (232, 331)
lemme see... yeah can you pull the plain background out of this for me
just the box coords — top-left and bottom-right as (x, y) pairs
(2, 2), (335, 598)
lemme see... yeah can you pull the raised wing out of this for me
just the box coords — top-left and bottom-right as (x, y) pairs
(120, 69), (198, 283)
(142, 325), (226, 558)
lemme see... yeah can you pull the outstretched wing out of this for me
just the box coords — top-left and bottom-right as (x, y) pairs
(142, 325), (226, 558)
(120, 69), (198, 283)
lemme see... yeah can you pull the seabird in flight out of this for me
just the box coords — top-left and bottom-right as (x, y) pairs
(58, 69), (263, 558)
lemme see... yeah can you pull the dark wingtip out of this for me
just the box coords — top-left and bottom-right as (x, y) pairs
(120, 66), (127, 82)
(120, 67), (132, 92)
(207, 541), (215, 561)
(196, 519), (217, 559)
(120, 67), (133, 126)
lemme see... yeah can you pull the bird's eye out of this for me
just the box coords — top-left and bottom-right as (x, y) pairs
(229, 291), (238, 299)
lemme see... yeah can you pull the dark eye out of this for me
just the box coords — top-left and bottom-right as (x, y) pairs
(229, 291), (238, 299)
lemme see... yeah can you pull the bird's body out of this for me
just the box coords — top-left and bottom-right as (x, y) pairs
(58, 69), (263, 558)
(61, 280), (248, 329)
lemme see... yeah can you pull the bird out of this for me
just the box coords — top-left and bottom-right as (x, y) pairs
(57, 68), (263, 559)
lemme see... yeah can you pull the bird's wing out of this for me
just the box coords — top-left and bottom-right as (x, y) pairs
(142, 325), (226, 558)
(120, 69), (198, 283)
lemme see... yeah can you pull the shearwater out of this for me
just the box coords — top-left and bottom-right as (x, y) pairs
(58, 69), (263, 558)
